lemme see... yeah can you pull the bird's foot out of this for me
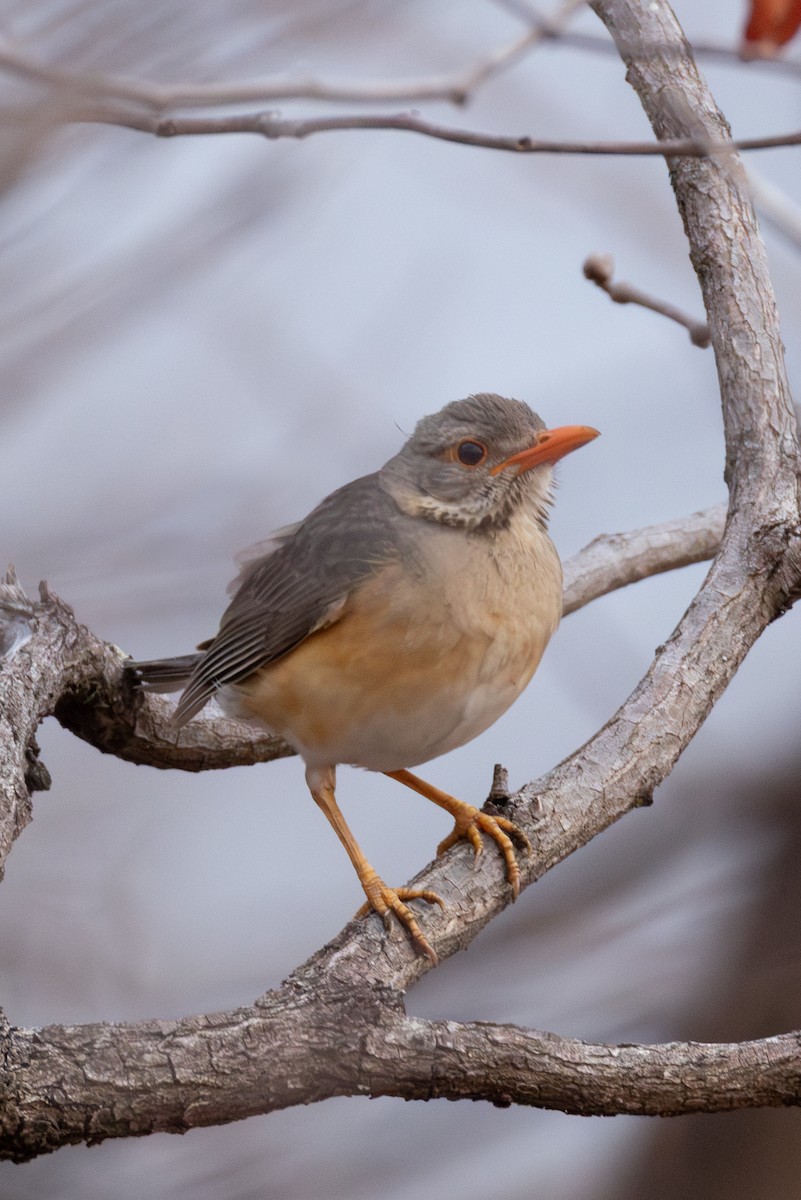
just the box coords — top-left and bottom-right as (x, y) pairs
(384, 769), (532, 901)
(354, 874), (444, 964)
(436, 804), (532, 899)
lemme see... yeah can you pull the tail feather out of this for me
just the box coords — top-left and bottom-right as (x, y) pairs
(126, 653), (201, 695)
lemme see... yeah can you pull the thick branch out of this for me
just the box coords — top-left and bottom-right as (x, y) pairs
(367, 1017), (801, 1115)
(561, 504), (726, 614)
(4, 999), (801, 1163)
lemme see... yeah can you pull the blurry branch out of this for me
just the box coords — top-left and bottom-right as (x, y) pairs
(2, 0), (801, 1164)
(3, 0), (800, 119)
(450, 0), (586, 96)
(745, 163), (801, 254)
(4, 9), (801, 160)
(0, 1), (585, 111)
(494, 0), (801, 79)
(0, 505), (726, 817)
(43, 105), (801, 158)
(583, 253), (711, 347)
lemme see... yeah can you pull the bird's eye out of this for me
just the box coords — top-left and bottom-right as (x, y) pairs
(456, 440), (487, 467)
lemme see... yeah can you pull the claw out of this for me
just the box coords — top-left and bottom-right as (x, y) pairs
(355, 877), (444, 963)
(386, 768), (532, 902)
(438, 807), (531, 898)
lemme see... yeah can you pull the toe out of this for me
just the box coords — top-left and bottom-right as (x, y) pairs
(354, 880), (442, 963)
(438, 806), (530, 895)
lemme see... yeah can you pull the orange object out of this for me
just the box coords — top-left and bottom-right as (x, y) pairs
(743, 0), (801, 52)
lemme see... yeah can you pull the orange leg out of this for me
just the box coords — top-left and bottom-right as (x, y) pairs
(385, 768), (531, 899)
(306, 765), (443, 964)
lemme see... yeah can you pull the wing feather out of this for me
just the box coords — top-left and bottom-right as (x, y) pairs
(171, 472), (405, 727)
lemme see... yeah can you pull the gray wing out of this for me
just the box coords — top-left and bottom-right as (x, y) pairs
(171, 472), (404, 727)
(225, 520), (301, 597)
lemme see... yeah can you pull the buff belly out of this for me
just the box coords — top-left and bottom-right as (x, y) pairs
(223, 522), (563, 772)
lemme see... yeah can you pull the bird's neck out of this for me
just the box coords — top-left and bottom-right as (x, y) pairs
(380, 470), (554, 535)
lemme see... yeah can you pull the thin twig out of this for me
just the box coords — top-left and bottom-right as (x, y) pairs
(583, 253), (711, 346)
(745, 163), (801, 254)
(493, 0), (801, 79)
(44, 103), (801, 158)
(1, 2), (799, 122)
(0, 2), (584, 112)
(458, 0), (586, 94)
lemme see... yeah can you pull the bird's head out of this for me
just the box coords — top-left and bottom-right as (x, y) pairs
(380, 393), (598, 532)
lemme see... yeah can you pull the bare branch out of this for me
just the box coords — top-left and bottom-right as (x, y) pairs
(3, 2), (800, 124)
(43, 103), (801, 158)
(361, 1017), (801, 1116)
(745, 163), (801, 254)
(0, 46), (488, 109)
(583, 253), (711, 346)
(0, 2), (584, 112)
(4, 11), (800, 162)
(453, 0), (586, 96)
(4, 997), (801, 1163)
(561, 505), (726, 615)
(494, 0), (801, 79)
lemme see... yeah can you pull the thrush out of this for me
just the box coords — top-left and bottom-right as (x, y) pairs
(128, 393), (598, 962)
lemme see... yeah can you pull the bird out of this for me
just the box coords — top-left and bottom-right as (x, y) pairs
(127, 394), (598, 963)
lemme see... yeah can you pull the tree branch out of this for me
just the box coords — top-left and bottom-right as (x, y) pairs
(42, 103), (801, 157)
(583, 253), (711, 347)
(368, 1019), (801, 1115)
(0, 1), (584, 111)
(4, 4), (800, 117)
(4, 996), (801, 1164)
(561, 504), (726, 615)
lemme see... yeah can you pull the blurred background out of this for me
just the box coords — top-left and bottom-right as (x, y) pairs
(1, 1), (801, 1196)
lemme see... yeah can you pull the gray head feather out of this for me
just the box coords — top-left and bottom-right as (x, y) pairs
(380, 393), (553, 531)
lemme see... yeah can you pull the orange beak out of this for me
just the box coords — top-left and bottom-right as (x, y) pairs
(490, 424), (599, 476)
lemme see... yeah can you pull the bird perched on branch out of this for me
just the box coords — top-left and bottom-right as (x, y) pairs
(128, 393), (598, 962)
